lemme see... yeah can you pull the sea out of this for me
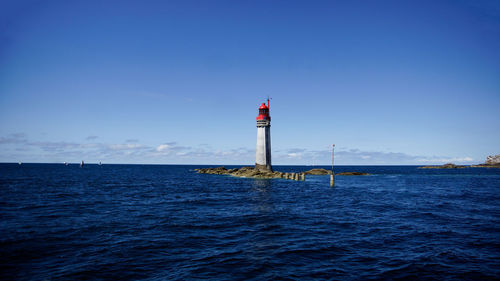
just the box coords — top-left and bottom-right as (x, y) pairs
(0, 163), (499, 280)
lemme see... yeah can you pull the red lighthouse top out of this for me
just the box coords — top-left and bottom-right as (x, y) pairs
(256, 99), (271, 121)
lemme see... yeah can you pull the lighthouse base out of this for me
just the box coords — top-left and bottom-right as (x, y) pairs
(255, 163), (273, 172)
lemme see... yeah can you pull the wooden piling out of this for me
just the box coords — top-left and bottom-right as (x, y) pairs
(331, 144), (335, 187)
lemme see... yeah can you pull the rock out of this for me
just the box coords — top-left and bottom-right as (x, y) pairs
(195, 166), (285, 179)
(303, 168), (369, 175)
(470, 155), (500, 168)
(417, 155), (500, 169)
(304, 168), (332, 175)
(418, 163), (467, 169)
(336, 172), (370, 176)
(485, 155), (500, 165)
(197, 166), (371, 179)
(195, 166), (228, 174)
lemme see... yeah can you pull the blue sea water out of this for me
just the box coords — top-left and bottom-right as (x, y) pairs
(0, 164), (499, 280)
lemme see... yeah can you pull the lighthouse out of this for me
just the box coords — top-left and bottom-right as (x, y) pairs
(255, 99), (272, 171)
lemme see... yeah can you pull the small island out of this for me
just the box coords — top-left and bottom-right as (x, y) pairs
(337, 172), (370, 176)
(470, 155), (500, 168)
(304, 168), (333, 175)
(303, 168), (369, 176)
(418, 163), (467, 169)
(196, 166), (282, 179)
(195, 167), (369, 179)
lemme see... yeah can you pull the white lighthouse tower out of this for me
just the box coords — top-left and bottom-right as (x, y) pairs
(255, 99), (272, 171)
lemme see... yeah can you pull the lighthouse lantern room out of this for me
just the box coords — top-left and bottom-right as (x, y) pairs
(255, 99), (272, 171)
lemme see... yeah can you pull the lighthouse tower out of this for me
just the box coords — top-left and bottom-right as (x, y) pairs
(255, 99), (272, 171)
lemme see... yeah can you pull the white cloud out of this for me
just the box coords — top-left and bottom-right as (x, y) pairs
(0, 133), (481, 165)
(110, 144), (143, 150)
(156, 144), (171, 152)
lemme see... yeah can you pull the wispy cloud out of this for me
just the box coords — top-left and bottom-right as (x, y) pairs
(272, 147), (475, 165)
(0, 133), (477, 165)
(86, 135), (98, 141)
(0, 133), (27, 144)
(287, 148), (306, 154)
(109, 143), (144, 150)
(154, 142), (191, 156)
(30, 141), (82, 151)
(156, 142), (177, 152)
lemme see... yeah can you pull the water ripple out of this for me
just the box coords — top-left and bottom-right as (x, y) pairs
(0, 164), (499, 280)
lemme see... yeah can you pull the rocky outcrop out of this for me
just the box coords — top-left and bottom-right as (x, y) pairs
(336, 172), (370, 176)
(303, 168), (369, 176)
(470, 155), (500, 168)
(485, 155), (500, 165)
(419, 163), (467, 169)
(195, 167), (370, 179)
(196, 166), (287, 179)
(420, 155), (500, 169)
(304, 168), (332, 175)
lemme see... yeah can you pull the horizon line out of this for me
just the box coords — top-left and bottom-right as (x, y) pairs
(0, 162), (459, 166)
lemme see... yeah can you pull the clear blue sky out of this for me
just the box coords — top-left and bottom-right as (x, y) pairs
(1, 0), (499, 165)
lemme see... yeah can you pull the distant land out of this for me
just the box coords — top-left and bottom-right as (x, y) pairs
(419, 155), (500, 169)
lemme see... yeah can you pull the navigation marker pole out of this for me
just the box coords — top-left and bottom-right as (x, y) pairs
(330, 144), (335, 187)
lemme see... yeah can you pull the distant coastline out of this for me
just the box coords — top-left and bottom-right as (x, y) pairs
(419, 154), (500, 169)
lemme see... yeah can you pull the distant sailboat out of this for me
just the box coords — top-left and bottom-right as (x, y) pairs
(98, 161), (102, 166)
(64, 162), (68, 165)
(80, 160), (84, 167)
(18, 162), (22, 165)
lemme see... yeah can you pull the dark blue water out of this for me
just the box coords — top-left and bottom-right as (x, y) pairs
(1, 164), (499, 280)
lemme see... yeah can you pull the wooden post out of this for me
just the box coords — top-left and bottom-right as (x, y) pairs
(301, 173), (305, 181)
(331, 144), (335, 187)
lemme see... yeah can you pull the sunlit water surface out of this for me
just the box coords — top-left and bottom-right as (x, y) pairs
(1, 164), (499, 280)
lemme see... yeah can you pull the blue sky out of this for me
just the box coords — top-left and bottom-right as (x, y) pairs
(1, 0), (499, 165)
